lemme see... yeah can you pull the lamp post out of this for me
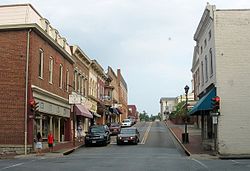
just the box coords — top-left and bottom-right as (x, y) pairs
(183, 85), (189, 144)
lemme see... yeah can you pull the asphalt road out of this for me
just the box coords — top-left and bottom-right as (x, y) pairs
(1, 121), (250, 171)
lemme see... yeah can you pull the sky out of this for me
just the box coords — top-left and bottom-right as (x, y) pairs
(1, 0), (250, 115)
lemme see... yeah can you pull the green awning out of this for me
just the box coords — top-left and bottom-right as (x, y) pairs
(188, 88), (216, 116)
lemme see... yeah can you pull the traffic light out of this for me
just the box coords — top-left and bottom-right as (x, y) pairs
(212, 96), (220, 112)
(30, 99), (39, 114)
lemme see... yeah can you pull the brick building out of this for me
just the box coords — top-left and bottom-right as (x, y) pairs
(128, 105), (139, 123)
(0, 4), (74, 154)
(117, 69), (128, 121)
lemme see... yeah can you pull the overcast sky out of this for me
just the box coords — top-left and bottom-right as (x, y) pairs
(2, 0), (250, 115)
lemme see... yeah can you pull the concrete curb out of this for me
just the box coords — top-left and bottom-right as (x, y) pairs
(219, 155), (250, 160)
(165, 122), (191, 156)
(63, 144), (84, 155)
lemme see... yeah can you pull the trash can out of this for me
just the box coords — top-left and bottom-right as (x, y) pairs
(182, 133), (189, 143)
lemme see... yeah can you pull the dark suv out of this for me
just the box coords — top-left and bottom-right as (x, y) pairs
(85, 125), (111, 146)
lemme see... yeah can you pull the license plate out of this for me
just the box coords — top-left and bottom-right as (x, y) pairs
(92, 140), (96, 143)
(124, 140), (128, 142)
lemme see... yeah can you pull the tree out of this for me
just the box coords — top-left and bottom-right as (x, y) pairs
(139, 110), (150, 121)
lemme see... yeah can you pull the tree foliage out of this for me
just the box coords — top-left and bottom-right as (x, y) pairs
(139, 110), (161, 121)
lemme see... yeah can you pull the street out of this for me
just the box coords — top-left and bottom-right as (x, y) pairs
(1, 122), (250, 171)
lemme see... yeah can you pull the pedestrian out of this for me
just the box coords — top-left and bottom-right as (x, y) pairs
(35, 132), (43, 156)
(48, 131), (54, 152)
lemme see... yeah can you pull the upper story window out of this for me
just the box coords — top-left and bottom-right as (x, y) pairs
(49, 57), (53, 84)
(81, 76), (84, 95)
(208, 30), (212, 40)
(59, 64), (63, 89)
(66, 69), (69, 92)
(73, 70), (77, 91)
(209, 48), (213, 76)
(77, 74), (81, 93)
(204, 39), (207, 48)
(38, 49), (44, 79)
(201, 61), (204, 85)
(205, 56), (208, 82)
(200, 46), (203, 54)
(83, 78), (87, 96)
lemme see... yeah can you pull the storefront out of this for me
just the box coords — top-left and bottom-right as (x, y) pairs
(32, 86), (71, 144)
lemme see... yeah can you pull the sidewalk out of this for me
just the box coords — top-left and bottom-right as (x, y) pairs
(166, 120), (215, 158)
(0, 141), (84, 159)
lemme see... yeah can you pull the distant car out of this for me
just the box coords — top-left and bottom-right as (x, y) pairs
(121, 119), (133, 127)
(117, 127), (140, 145)
(155, 119), (160, 122)
(85, 125), (110, 146)
(109, 123), (121, 135)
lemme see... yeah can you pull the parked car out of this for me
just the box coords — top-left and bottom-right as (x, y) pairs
(117, 127), (140, 145)
(121, 119), (133, 127)
(85, 125), (111, 146)
(109, 123), (121, 135)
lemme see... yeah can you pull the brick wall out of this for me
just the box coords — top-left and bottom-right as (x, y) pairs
(29, 31), (73, 99)
(0, 30), (27, 145)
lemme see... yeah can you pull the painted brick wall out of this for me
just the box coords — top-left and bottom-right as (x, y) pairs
(215, 10), (250, 154)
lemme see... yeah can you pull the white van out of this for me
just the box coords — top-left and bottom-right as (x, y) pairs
(121, 119), (132, 127)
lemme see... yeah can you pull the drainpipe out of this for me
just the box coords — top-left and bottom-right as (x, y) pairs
(25, 29), (32, 155)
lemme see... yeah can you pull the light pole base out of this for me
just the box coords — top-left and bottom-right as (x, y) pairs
(182, 133), (189, 144)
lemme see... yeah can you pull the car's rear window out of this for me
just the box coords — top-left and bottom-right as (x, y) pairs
(90, 126), (105, 133)
(120, 129), (136, 134)
(111, 123), (120, 127)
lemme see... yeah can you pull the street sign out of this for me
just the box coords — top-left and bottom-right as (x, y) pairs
(69, 94), (81, 104)
(212, 116), (218, 124)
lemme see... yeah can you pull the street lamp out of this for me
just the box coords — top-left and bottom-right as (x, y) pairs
(183, 85), (189, 144)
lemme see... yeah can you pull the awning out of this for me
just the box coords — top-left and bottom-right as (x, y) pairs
(75, 104), (93, 119)
(109, 107), (120, 115)
(89, 111), (101, 118)
(188, 88), (216, 116)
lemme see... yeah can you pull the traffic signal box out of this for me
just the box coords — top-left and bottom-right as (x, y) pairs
(29, 99), (39, 114)
(211, 96), (220, 113)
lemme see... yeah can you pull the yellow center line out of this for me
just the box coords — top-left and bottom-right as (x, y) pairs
(140, 122), (152, 144)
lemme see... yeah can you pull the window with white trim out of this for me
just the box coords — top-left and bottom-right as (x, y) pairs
(205, 55), (208, 82)
(38, 49), (44, 79)
(201, 61), (204, 85)
(66, 69), (69, 92)
(59, 64), (63, 88)
(73, 70), (77, 91)
(209, 48), (213, 76)
(49, 57), (53, 84)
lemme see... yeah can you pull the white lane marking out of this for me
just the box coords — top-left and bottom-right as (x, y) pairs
(0, 163), (24, 170)
(140, 122), (152, 144)
(192, 158), (208, 169)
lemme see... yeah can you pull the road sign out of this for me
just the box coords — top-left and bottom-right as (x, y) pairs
(69, 94), (81, 104)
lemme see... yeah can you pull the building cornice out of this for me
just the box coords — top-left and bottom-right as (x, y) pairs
(0, 24), (75, 64)
(71, 45), (92, 67)
(31, 85), (69, 104)
(194, 5), (215, 41)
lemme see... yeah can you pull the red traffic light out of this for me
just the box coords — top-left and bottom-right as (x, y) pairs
(212, 96), (220, 112)
(212, 96), (220, 102)
(29, 99), (39, 113)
